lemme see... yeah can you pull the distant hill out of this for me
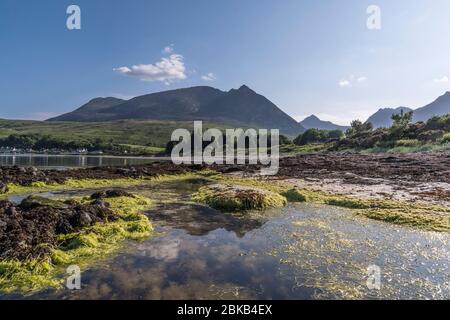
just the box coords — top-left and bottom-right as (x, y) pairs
(366, 92), (450, 128)
(48, 85), (305, 136)
(299, 115), (349, 131)
(366, 107), (413, 128)
(413, 91), (450, 122)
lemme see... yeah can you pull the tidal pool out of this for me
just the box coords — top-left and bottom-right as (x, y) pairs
(2, 180), (449, 300)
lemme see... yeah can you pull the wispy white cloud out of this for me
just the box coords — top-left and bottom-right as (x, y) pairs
(339, 79), (351, 87)
(162, 44), (174, 54)
(357, 76), (368, 83)
(114, 47), (187, 85)
(338, 75), (368, 88)
(201, 72), (217, 81)
(433, 76), (449, 83)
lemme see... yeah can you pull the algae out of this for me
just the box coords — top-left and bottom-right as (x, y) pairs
(201, 172), (449, 233)
(192, 184), (287, 212)
(0, 194), (154, 294)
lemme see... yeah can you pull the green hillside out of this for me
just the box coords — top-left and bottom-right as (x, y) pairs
(0, 119), (227, 149)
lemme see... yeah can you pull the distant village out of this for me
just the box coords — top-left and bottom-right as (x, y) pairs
(0, 146), (105, 155)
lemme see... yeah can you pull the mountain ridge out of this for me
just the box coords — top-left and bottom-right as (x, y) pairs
(299, 115), (350, 131)
(365, 92), (450, 128)
(48, 85), (305, 135)
(365, 107), (413, 128)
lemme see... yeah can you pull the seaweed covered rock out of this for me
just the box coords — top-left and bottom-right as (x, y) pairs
(192, 184), (287, 212)
(0, 195), (117, 261)
(0, 191), (154, 293)
(19, 196), (68, 210)
(281, 188), (307, 202)
(90, 189), (135, 200)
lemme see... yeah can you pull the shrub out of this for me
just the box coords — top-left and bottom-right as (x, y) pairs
(294, 129), (344, 146)
(442, 132), (450, 144)
(418, 130), (444, 142)
(395, 139), (420, 147)
(345, 120), (373, 138)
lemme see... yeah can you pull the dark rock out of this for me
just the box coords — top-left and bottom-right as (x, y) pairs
(5, 206), (19, 217)
(90, 199), (111, 208)
(0, 182), (8, 194)
(0, 192), (119, 261)
(90, 189), (135, 199)
(63, 199), (79, 206)
(77, 212), (93, 227)
(90, 191), (107, 199)
(19, 196), (67, 210)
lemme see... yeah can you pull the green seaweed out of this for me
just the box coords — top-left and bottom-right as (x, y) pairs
(281, 188), (307, 202)
(202, 172), (449, 233)
(192, 184), (287, 212)
(0, 195), (154, 294)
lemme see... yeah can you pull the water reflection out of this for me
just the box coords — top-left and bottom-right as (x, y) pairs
(0, 154), (167, 169)
(1, 183), (449, 300)
(17, 202), (448, 300)
(148, 202), (265, 237)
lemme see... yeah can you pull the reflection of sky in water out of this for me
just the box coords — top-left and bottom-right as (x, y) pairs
(21, 202), (450, 300)
(2, 181), (449, 300)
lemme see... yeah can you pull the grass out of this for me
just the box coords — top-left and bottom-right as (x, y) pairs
(280, 143), (329, 155)
(361, 142), (450, 154)
(118, 144), (165, 155)
(0, 119), (227, 148)
(0, 195), (154, 294)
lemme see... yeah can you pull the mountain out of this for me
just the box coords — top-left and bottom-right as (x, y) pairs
(366, 92), (450, 128)
(299, 115), (349, 131)
(51, 97), (125, 122)
(366, 107), (413, 128)
(413, 91), (450, 122)
(48, 85), (305, 135)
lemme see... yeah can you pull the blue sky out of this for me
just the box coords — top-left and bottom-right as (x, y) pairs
(1, 0), (449, 124)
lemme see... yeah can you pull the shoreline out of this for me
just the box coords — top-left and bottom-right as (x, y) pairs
(0, 152), (449, 232)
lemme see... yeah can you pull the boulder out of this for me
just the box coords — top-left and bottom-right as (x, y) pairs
(192, 184), (287, 212)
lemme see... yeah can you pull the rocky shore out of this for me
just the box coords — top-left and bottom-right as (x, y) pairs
(2, 153), (449, 187)
(0, 196), (117, 261)
(0, 161), (202, 191)
(276, 152), (450, 184)
(1, 153), (449, 205)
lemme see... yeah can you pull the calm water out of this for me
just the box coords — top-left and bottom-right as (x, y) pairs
(0, 154), (169, 169)
(2, 180), (449, 300)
